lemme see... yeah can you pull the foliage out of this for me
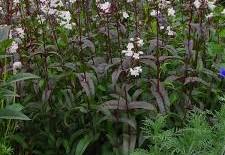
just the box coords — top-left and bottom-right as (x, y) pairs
(0, 0), (225, 154)
(132, 104), (225, 155)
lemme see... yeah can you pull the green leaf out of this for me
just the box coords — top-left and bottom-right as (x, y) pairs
(0, 40), (12, 54)
(5, 73), (40, 85)
(0, 104), (30, 120)
(0, 88), (19, 97)
(219, 29), (225, 38)
(75, 134), (94, 155)
(6, 103), (24, 111)
(207, 42), (224, 56)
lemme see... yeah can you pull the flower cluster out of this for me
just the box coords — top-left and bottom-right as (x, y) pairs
(129, 66), (143, 77)
(8, 41), (19, 54)
(8, 26), (25, 55)
(194, 0), (216, 10)
(9, 27), (25, 39)
(193, 0), (217, 18)
(122, 38), (144, 60)
(150, 0), (176, 36)
(122, 37), (144, 77)
(57, 11), (73, 29)
(97, 1), (112, 14)
(39, 0), (74, 29)
(7, 27), (24, 71)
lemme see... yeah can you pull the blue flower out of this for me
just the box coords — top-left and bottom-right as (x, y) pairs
(219, 68), (225, 79)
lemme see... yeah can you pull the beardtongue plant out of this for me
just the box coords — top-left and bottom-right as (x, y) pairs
(0, 0), (225, 155)
(0, 26), (39, 154)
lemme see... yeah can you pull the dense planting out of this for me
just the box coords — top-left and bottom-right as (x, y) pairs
(1, 0), (225, 154)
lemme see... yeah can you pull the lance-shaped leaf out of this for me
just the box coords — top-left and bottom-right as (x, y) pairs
(164, 45), (178, 56)
(201, 68), (219, 80)
(123, 122), (137, 154)
(0, 88), (19, 97)
(159, 56), (182, 64)
(148, 39), (163, 53)
(101, 99), (155, 111)
(129, 101), (156, 111)
(112, 69), (124, 87)
(0, 103), (30, 120)
(77, 73), (96, 97)
(101, 115), (137, 129)
(101, 99), (126, 110)
(150, 79), (170, 114)
(184, 77), (209, 86)
(184, 40), (193, 58)
(75, 134), (99, 155)
(5, 73), (40, 85)
(88, 57), (120, 77)
(81, 38), (95, 53)
(132, 89), (143, 101)
(140, 55), (156, 62)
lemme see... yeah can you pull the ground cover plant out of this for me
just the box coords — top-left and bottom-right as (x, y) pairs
(1, 0), (225, 154)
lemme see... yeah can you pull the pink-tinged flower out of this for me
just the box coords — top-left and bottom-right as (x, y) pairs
(194, 0), (201, 9)
(98, 2), (112, 14)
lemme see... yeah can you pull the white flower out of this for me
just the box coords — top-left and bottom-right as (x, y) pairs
(13, 0), (20, 4)
(58, 11), (71, 21)
(123, 12), (129, 19)
(98, 2), (111, 14)
(69, 0), (77, 3)
(58, 11), (72, 29)
(136, 38), (144, 47)
(206, 12), (214, 18)
(160, 26), (165, 30)
(122, 50), (134, 57)
(194, 0), (201, 9)
(8, 41), (18, 53)
(168, 30), (175, 36)
(13, 61), (22, 71)
(50, 0), (64, 8)
(127, 42), (134, 51)
(208, 1), (216, 10)
(168, 8), (175, 17)
(159, 0), (171, 9)
(38, 15), (46, 23)
(166, 26), (175, 36)
(122, 38), (144, 59)
(132, 51), (143, 59)
(130, 66), (142, 77)
(127, 0), (133, 2)
(15, 28), (25, 38)
(150, 10), (157, 16)
(130, 38), (134, 41)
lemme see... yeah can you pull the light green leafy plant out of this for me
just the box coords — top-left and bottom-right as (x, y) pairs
(132, 104), (225, 155)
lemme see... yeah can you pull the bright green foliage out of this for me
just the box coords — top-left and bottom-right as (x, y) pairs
(132, 105), (225, 155)
(0, 141), (13, 155)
